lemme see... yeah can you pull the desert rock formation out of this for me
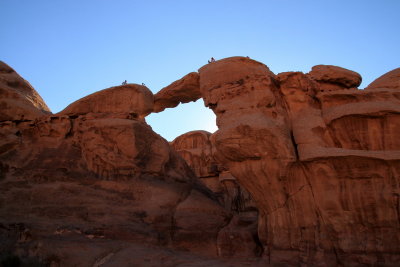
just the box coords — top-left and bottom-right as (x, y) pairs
(365, 67), (400, 91)
(171, 130), (261, 258)
(1, 58), (400, 266)
(153, 72), (200, 113)
(171, 130), (256, 212)
(308, 64), (362, 91)
(158, 57), (400, 266)
(0, 61), (50, 121)
(0, 65), (232, 266)
(60, 84), (154, 121)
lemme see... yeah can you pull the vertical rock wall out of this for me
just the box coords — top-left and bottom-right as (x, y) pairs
(195, 57), (400, 265)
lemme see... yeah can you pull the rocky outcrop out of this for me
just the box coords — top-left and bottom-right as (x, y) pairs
(171, 131), (217, 178)
(0, 61), (50, 121)
(0, 73), (231, 266)
(308, 64), (362, 91)
(161, 57), (400, 265)
(59, 84), (154, 121)
(171, 130), (260, 257)
(366, 67), (400, 90)
(2, 58), (400, 266)
(171, 131), (262, 258)
(153, 72), (201, 112)
(171, 130), (256, 212)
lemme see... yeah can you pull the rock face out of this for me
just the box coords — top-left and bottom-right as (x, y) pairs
(0, 61), (50, 121)
(161, 57), (400, 265)
(308, 64), (362, 91)
(171, 131), (217, 178)
(59, 84), (154, 121)
(1, 58), (400, 266)
(171, 130), (256, 212)
(0, 72), (231, 266)
(366, 67), (400, 90)
(171, 130), (261, 258)
(198, 58), (400, 266)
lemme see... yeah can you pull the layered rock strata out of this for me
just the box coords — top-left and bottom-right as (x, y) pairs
(1, 58), (400, 266)
(157, 57), (400, 266)
(0, 63), (231, 266)
(0, 61), (50, 121)
(171, 131), (261, 257)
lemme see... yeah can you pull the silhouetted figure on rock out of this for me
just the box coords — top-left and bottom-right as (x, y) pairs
(122, 80), (127, 85)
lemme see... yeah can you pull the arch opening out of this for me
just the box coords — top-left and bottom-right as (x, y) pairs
(146, 99), (217, 142)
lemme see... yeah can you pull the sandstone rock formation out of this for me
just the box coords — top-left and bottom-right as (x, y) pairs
(366, 67), (400, 90)
(171, 130), (256, 213)
(0, 73), (232, 265)
(1, 58), (400, 266)
(0, 61), (50, 121)
(59, 84), (153, 121)
(153, 72), (200, 112)
(171, 130), (261, 258)
(308, 64), (362, 91)
(156, 57), (400, 266)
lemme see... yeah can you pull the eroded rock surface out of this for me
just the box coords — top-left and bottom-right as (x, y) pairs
(2, 58), (400, 266)
(153, 72), (201, 112)
(171, 130), (260, 258)
(0, 61), (50, 121)
(195, 57), (400, 266)
(366, 67), (400, 90)
(308, 64), (362, 91)
(171, 130), (256, 211)
(157, 57), (400, 265)
(0, 72), (231, 266)
(59, 84), (154, 121)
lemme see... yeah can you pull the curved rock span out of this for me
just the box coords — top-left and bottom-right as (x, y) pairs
(1, 58), (400, 266)
(158, 57), (400, 265)
(0, 62), (231, 266)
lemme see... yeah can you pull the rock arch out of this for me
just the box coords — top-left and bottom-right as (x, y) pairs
(154, 56), (400, 265)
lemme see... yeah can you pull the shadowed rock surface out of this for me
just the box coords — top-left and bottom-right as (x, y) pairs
(1, 58), (400, 266)
(153, 72), (201, 112)
(161, 57), (400, 265)
(171, 131), (261, 258)
(0, 71), (232, 266)
(199, 57), (400, 266)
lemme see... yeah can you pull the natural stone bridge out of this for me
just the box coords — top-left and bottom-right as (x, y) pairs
(1, 57), (399, 265)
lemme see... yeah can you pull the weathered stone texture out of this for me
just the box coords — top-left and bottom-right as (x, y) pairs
(1, 58), (400, 266)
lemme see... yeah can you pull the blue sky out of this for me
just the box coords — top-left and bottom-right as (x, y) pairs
(1, 0), (399, 141)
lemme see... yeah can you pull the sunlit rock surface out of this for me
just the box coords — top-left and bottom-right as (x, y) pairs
(0, 61), (50, 121)
(59, 84), (154, 121)
(197, 57), (400, 266)
(365, 67), (400, 91)
(1, 58), (399, 266)
(0, 70), (230, 266)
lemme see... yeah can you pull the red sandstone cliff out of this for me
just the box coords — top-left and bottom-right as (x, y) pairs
(156, 57), (400, 266)
(0, 63), (231, 266)
(171, 130), (261, 258)
(1, 58), (400, 266)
